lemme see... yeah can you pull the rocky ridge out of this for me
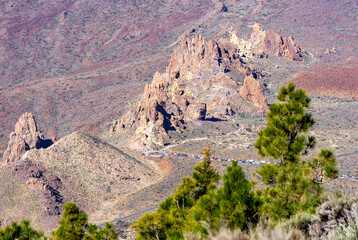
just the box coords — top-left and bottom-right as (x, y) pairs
(112, 24), (303, 149)
(230, 22), (304, 61)
(0, 114), (160, 231)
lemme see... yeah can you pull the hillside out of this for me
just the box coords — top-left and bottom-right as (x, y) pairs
(0, 130), (160, 232)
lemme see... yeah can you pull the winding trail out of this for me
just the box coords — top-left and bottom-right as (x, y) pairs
(98, 150), (358, 226)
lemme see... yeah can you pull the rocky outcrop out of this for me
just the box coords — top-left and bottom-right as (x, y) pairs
(240, 76), (268, 112)
(22, 131), (159, 209)
(12, 160), (63, 215)
(214, 0), (228, 13)
(3, 113), (53, 164)
(194, 103), (207, 120)
(112, 33), (270, 148)
(231, 23), (304, 61)
(113, 24), (304, 148)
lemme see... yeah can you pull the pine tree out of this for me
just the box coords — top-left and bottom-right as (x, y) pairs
(133, 148), (220, 239)
(0, 220), (44, 240)
(191, 161), (259, 235)
(255, 82), (338, 220)
(52, 202), (88, 240)
(85, 223), (118, 240)
(255, 82), (315, 164)
(217, 161), (260, 229)
(192, 148), (220, 198)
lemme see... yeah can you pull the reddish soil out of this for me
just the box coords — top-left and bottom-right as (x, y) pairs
(292, 59), (358, 99)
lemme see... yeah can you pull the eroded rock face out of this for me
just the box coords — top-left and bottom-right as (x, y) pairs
(240, 76), (268, 112)
(3, 113), (53, 164)
(113, 24), (303, 148)
(194, 103), (207, 120)
(112, 33), (270, 148)
(231, 23), (304, 61)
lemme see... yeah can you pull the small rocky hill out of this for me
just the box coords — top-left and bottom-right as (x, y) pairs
(111, 24), (304, 149)
(0, 114), (160, 232)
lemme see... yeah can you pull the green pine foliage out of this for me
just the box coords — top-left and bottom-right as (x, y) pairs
(51, 202), (118, 240)
(192, 148), (221, 198)
(85, 223), (118, 240)
(216, 161), (260, 230)
(255, 82), (315, 164)
(255, 82), (339, 221)
(257, 162), (323, 220)
(133, 148), (220, 240)
(52, 202), (88, 240)
(191, 161), (260, 235)
(0, 220), (45, 240)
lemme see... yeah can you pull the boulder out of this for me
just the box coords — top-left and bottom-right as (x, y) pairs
(240, 76), (268, 112)
(194, 103), (207, 120)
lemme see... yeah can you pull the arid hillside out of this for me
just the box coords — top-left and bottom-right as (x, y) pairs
(1, 0), (357, 157)
(0, 114), (160, 232)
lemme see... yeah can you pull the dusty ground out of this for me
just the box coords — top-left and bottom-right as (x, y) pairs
(292, 59), (358, 99)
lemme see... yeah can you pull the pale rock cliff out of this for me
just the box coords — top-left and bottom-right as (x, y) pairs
(3, 113), (53, 164)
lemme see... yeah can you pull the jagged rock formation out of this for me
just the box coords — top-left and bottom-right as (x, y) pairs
(112, 24), (304, 148)
(3, 113), (53, 164)
(112, 34), (269, 148)
(230, 23), (304, 61)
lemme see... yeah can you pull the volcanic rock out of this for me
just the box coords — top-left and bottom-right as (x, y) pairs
(11, 160), (63, 215)
(113, 25), (304, 148)
(3, 113), (53, 164)
(215, 0), (228, 13)
(231, 23), (304, 61)
(240, 76), (268, 112)
(113, 34), (270, 148)
(194, 103), (207, 120)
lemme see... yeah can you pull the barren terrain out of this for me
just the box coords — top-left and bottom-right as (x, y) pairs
(1, 0), (357, 156)
(0, 0), (357, 236)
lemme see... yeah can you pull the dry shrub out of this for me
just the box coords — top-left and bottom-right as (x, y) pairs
(184, 224), (249, 240)
(185, 220), (306, 240)
(250, 221), (306, 240)
(309, 192), (358, 239)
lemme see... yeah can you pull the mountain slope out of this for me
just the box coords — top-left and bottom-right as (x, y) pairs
(0, 131), (160, 232)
